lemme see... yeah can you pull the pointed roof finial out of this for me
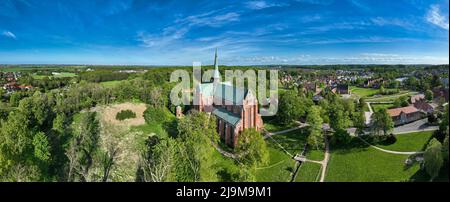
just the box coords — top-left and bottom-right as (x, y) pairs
(213, 48), (220, 80)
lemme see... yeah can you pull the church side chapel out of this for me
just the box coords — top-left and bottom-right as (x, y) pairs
(193, 50), (264, 147)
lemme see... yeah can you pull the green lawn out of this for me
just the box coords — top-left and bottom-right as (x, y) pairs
(375, 131), (433, 152)
(325, 139), (423, 182)
(365, 91), (418, 102)
(255, 146), (296, 182)
(269, 128), (308, 155)
(295, 162), (322, 182)
(371, 103), (394, 112)
(211, 149), (240, 182)
(263, 120), (299, 133)
(130, 123), (168, 138)
(306, 149), (325, 161)
(32, 72), (77, 79)
(350, 86), (379, 98)
(100, 80), (123, 88)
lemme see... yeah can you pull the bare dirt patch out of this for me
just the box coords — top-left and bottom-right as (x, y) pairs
(91, 102), (149, 181)
(98, 102), (147, 126)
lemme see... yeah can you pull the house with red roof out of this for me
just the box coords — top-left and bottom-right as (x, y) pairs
(387, 106), (425, 126)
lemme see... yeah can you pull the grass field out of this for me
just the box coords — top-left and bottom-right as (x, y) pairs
(269, 128), (308, 155)
(255, 146), (296, 182)
(350, 86), (380, 98)
(100, 80), (123, 87)
(295, 162), (322, 182)
(32, 72), (77, 79)
(365, 91), (418, 102)
(371, 103), (394, 112)
(375, 131), (433, 152)
(306, 149), (325, 161)
(325, 138), (422, 182)
(263, 119), (299, 133)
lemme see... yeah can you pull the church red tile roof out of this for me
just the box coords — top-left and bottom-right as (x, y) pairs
(387, 106), (419, 117)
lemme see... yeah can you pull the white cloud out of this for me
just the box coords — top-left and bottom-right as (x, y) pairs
(426, 4), (449, 30)
(245, 1), (287, 10)
(180, 12), (240, 27)
(295, 0), (334, 6)
(370, 17), (413, 29)
(2, 30), (16, 39)
(137, 27), (188, 48)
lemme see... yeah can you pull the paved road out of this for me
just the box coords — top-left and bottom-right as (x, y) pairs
(319, 137), (330, 182)
(393, 118), (439, 134)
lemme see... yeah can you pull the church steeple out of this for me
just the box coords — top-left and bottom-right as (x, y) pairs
(213, 48), (220, 82)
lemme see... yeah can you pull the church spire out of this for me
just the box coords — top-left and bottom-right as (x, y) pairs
(213, 48), (220, 82)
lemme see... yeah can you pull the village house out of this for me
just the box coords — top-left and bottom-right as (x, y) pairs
(410, 94), (425, 104)
(387, 106), (425, 126)
(413, 100), (436, 114)
(364, 78), (384, 88)
(336, 84), (350, 94)
(433, 87), (449, 102)
(194, 50), (264, 147)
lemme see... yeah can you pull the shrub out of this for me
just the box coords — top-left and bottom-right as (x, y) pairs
(115, 109), (136, 120)
(143, 107), (170, 124)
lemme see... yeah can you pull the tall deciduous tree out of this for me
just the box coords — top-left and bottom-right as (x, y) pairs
(425, 90), (433, 101)
(140, 136), (177, 182)
(424, 138), (443, 181)
(277, 90), (310, 125)
(175, 112), (218, 182)
(236, 129), (269, 167)
(66, 112), (100, 182)
(306, 106), (324, 150)
(371, 108), (394, 136)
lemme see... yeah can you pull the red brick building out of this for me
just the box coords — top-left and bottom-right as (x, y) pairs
(194, 50), (263, 147)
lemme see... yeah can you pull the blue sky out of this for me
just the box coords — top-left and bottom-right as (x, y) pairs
(0, 0), (449, 65)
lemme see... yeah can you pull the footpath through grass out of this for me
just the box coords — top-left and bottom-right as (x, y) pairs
(255, 146), (296, 182)
(295, 162), (321, 182)
(269, 128), (308, 155)
(325, 138), (422, 182)
(375, 131), (433, 152)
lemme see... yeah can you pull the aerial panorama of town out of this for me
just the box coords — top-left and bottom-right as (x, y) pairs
(0, 0), (449, 184)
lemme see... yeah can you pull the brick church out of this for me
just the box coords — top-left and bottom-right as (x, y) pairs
(194, 50), (264, 147)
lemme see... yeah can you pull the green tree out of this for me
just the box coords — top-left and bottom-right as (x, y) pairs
(66, 112), (100, 182)
(175, 112), (218, 182)
(424, 138), (443, 181)
(329, 103), (350, 131)
(231, 164), (256, 182)
(235, 129), (269, 167)
(32, 132), (51, 163)
(306, 106), (324, 150)
(140, 136), (177, 182)
(354, 111), (366, 134)
(277, 90), (309, 125)
(442, 132), (449, 163)
(393, 96), (409, 108)
(425, 90), (434, 101)
(371, 108), (394, 136)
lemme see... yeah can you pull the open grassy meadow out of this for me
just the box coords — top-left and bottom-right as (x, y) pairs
(350, 86), (380, 98)
(295, 162), (321, 182)
(325, 138), (423, 182)
(255, 146), (296, 182)
(375, 131), (433, 152)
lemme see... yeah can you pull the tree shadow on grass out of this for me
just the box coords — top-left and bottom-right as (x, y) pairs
(162, 118), (178, 138)
(217, 169), (233, 182)
(331, 137), (371, 155)
(270, 129), (308, 154)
